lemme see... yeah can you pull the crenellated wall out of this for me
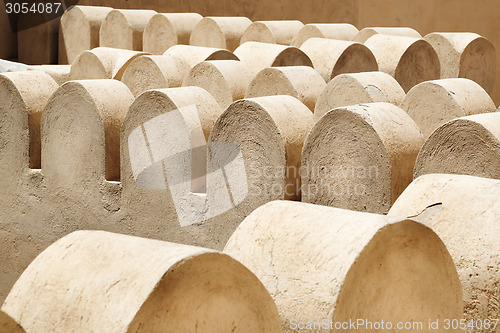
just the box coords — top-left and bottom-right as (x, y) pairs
(2, 0), (499, 102)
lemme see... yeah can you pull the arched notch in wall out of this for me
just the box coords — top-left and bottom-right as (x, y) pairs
(0, 71), (58, 174)
(41, 80), (134, 187)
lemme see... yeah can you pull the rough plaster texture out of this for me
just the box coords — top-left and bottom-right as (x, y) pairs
(356, 0), (500, 105)
(224, 200), (463, 333)
(300, 38), (378, 82)
(99, 9), (157, 51)
(0, 81), (281, 301)
(120, 86), (246, 246)
(121, 54), (190, 97)
(240, 20), (304, 45)
(189, 16), (252, 52)
(2, 230), (282, 333)
(2, 0), (496, 316)
(424, 32), (496, 94)
(59, 5), (113, 65)
(301, 102), (424, 214)
(70, 47), (148, 80)
(4, 0), (355, 63)
(0, 71), (63, 301)
(163, 45), (239, 68)
(291, 23), (359, 47)
(7, 0), (500, 106)
(389, 174), (500, 333)
(353, 26), (421, 43)
(42, 80), (134, 185)
(245, 66), (326, 111)
(234, 42), (313, 77)
(143, 13), (202, 54)
(28, 65), (71, 85)
(414, 112), (500, 180)
(314, 71), (405, 120)
(123, 86), (224, 226)
(364, 34), (440, 92)
(0, 71), (58, 171)
(401, 78), (496, 138)
(209, 96), (314, 202)
(0, 310), (25, 333)
(183, 60), (252, 109)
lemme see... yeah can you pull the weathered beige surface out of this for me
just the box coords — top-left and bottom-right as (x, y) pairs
(0, 71), (58, 171)
(2, 230), (281, 333)
(121, 55), (190, 97)
(163, 45), (239, 68)
(302, 102), (424, 214)
(0, 71), (59, 301)
(183, 60), (251, 109)
(424, 32), (496, 94)
(245, 66), (326, 111)
(224, 200), (463, 333)
(300, 38), (378, 81)
(240, 20), (304, 45)
(190, 17), (252, 52)
(118, 85), (277, 249)
(353, 26), (421, 43)
(70, 47), (148, 80)
(401, 78), (496, 138)
(42, 80), (134, 187)
(364, 34), (440, 92)
(209, 96), (314, 202)
(9, 0), (500, 106)
(291, 23), (359, 47)
(388, 174), (500, 333)
(99, 9), (157, 51)
(414, 112), (500, 180)
(0, 310), (25, 333)
(143, 13), (203, 54)
(124, 92), (310, 231)
(28, 65), (71, 85)
(314, 71), (405, 119)
(234, 42), (313, 77)
(59, 5), (113, 64)
(121, 86), (228, 229)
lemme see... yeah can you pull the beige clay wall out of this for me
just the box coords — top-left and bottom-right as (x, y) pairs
(1, 0), (496, 101)
(357, 0), (500, 104)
